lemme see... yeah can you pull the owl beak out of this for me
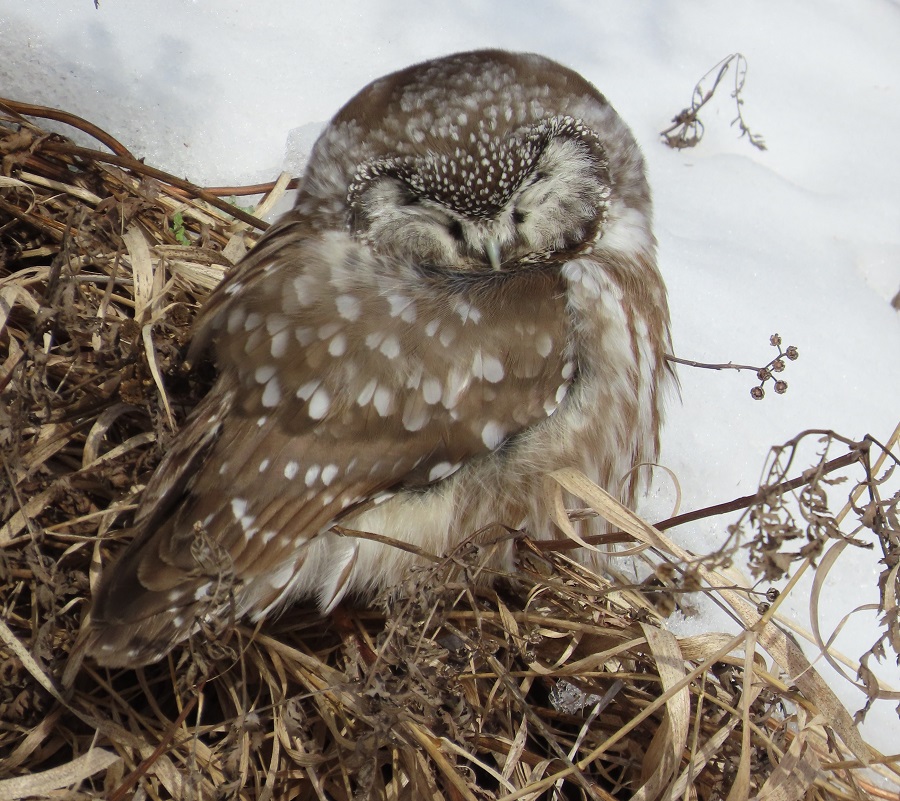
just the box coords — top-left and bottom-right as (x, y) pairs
(485, 239), (502, 271)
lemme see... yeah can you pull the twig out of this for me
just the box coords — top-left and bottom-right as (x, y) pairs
(666, 354), (761, 372)
(667, 334), (798, 400)
(661, 53), (766, 152)
(107, 680), (205, 801)
(0, 97), (135, 158)
(532, 445), (866, 552)
(37, 140), (269, 231)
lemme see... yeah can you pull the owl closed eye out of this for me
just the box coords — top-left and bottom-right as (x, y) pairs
(85, 49), (674, 668)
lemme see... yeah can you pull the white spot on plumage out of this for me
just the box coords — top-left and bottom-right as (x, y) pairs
(373, 385), (393, 416)
(262, 376), (281, 408)
(481, 420), (507, 449)
(336, 294), (361, 320)
(305, 464), (320, 486)
(226, 308), (246, 334)
(482, 354), (505, 383)
(387, 294), (415, 320)
(442, 367), (469, 409)
(321, 464), (339, 486)
(308, 386), (331, 419)
(231, 498), (248, 520)
(328, 333), (347, 356)
(428, 461), (460, 482)
(402, 402), (430, 431)
(357, 377), (377, 406)
(454, 301), (482, 324)
(258, 458), (270, 473)
(379, 334), (401, 359)
(535, 332), (553, 358)
(270, 329), (289, 358)
(284, 461), (299, 480)
(244, 312), (262, 331)
(229, 497), (256, 536)
(422, 376), (442, 404)
(563, 260), (602, 298)
(255, 365), (276, 384)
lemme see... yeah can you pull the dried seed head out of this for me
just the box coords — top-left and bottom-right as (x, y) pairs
(757, 368), (771, 381)
(765, 587), (780, 602)
(769, 333), (782, 347)
(785, 345), (799, 361)
(750, 386), (765, 400)
(774, 380), (787, 395)
(771, 359), (785, 373)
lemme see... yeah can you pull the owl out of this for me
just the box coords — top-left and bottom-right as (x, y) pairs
(86, 50), (673, 667)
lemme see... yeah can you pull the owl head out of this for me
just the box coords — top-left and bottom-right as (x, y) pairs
(295, 50), (653, 273)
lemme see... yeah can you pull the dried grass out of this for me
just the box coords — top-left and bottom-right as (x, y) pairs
(1, 100), (898, 801)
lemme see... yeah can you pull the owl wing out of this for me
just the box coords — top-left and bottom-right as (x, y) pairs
(88, 224), (575, 665)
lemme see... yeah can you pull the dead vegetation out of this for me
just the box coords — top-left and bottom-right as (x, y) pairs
(1, 99), (898, 801)
(660, 53), (767, 152)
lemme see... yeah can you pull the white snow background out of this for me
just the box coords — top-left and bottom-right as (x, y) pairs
(2, 0), (899, 757)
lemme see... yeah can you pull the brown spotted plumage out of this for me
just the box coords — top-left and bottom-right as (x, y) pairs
(86, 50), (674, 667)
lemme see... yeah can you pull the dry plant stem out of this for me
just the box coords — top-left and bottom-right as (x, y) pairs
(660, 53), (766, 151)
(658, 60), (728, 144)
(107, 683), (204, 801)
(1, 94), (296, 202)
(497, 628), (749, 801)
(0, 97), (135, 157)
(37, 140), (268, 231)
(202, 178), (301, 197)
(444, 622), (602, 801)
(531, 445), (864, 554)
(665, 353), (761, 373)
(552, 469), (874, 758)
(655, 447), (864, 532)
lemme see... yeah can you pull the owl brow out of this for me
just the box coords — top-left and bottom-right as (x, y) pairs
(345, 115), (610, 221)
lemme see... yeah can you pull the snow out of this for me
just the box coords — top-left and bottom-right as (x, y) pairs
(3, 0), (898, 753)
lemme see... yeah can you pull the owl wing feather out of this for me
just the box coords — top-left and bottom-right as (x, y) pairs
(88, 224), (576, 665)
